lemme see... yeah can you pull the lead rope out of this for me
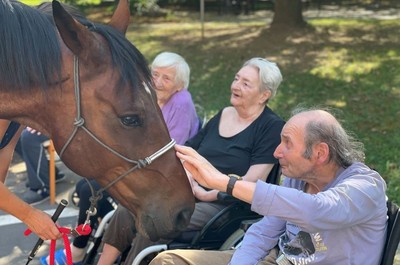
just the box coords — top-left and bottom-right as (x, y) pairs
(48, 227), (73, 265)
(24, 225), (91, 265)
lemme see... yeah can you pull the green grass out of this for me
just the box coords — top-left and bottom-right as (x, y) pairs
(20, 0), (43, 5)
(123, 14), (400, 201)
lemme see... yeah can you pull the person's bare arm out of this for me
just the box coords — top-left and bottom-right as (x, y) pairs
(192, 163), (273, 202)
(0, 122), (61, 240)
(97, 243), (122, 265)
(0, 184), (62, 240)
(242, 163), (273, 182)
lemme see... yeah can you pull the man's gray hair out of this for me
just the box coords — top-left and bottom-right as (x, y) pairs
(151, 52), (190, 89)
(293, 107), (365, 168)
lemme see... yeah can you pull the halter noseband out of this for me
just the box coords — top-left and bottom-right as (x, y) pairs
(59, 56), (175, 218)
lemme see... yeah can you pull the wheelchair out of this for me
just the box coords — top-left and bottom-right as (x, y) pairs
(381, 200), (400, 265)
(128, 165), (282, 265)
(80, 164), (281, 265)
(130, 198), (261, 265)
(82, 209), (117, 264)
(81, 194), (264, 265)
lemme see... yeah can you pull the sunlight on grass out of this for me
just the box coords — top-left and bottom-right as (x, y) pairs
(325, 100), (347, 107)
(310, 48), (380, 82)
(310, 18), (400, 27)
(20, 0), (43, 6)
(21, 0), (101, 7)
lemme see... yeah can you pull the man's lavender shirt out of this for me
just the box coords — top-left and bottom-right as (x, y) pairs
(161, 89), (199, 145)
(231, 163), (387, 265)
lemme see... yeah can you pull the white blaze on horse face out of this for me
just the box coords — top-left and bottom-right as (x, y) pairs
(143, 82), (152, 96)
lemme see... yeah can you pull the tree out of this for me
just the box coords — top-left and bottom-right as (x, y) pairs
(271, 0), (307, 29)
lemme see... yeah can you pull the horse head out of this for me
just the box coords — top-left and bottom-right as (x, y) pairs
(43, 0), (194, 240)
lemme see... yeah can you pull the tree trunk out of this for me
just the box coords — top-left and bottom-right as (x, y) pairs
(271, 0), (306, 29)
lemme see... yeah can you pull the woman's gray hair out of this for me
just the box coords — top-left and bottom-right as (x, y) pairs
(151, 52), (190, 89)
(293, 107), (365, 168)
(243, 57), (282, 101)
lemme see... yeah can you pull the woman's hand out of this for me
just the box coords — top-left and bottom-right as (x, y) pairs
(184, 170), (197, 195)
(175, 145), (227, 192)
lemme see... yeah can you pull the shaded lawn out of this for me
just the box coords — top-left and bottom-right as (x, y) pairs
(124, 15), (400, 181)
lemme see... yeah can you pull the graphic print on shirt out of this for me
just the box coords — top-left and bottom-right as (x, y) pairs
(278, 224), (328, 265)
(281, 231), (315, 257)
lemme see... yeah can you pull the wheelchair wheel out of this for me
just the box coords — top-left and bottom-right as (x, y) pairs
(219, 228), (245, 250)
(68, 188), (80, 209)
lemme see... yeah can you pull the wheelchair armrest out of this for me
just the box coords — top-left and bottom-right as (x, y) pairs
(217, 192), (241, 203)
(240, 218), (262, 232)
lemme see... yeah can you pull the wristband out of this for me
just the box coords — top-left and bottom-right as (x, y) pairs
(226, 174), (242, 196)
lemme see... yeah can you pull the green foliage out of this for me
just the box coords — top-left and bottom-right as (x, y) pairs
(71, 0), (102, 6)
(386, 164), (400, 204)
(132, 0), (160, 15)
(21, 0), (101, 6)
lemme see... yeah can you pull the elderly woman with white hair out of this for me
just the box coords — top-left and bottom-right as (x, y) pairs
(151, 52), (199, 144)
(97, 57), (285, 265)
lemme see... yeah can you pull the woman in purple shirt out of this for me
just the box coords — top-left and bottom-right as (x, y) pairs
(152, 52), (199, 144)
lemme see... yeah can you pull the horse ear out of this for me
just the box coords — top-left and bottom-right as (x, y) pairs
(109, 0), (130, 34)
(52, 0), (98, 60)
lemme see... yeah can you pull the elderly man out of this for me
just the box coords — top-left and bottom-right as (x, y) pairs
(152, 108), (387, 265)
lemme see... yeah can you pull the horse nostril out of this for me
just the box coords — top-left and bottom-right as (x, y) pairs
(174, 207), (193, 230)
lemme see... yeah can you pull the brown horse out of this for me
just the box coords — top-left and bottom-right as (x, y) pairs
(0, 0), (194, 241)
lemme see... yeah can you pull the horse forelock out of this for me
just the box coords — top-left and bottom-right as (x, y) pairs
(90, 24), (153, 95)
(0, 0), (62, 91)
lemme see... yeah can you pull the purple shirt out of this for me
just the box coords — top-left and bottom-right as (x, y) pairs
(161, 89), (199, 145)
(231, 162), (387, 265)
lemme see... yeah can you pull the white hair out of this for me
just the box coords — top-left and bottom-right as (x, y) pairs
(151, 52), (190, 89)
(243, 57), (282, 100)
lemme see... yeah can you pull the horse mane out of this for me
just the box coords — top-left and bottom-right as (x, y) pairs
(0, 0), (152, 92)
(0, 0), (62, 91)
(90, 24), (153, 92)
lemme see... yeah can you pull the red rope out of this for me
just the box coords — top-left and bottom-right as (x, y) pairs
(24, 224), (91, 265)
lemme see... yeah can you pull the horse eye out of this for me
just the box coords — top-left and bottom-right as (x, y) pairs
(121, 115), (142, 127)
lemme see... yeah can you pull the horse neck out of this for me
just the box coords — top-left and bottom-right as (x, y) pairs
(0, 86), (64, 135)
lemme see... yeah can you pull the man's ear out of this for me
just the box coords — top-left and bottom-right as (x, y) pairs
(314, 142), (330, 164)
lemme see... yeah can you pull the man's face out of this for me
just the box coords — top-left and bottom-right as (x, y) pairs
(273, 116), (316, 180)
